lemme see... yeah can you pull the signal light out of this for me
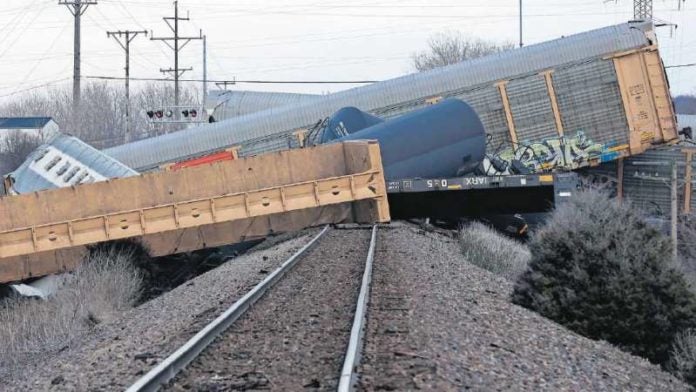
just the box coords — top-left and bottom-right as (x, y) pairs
(180, 109), (198, 119)
(148, 108), (200, 121)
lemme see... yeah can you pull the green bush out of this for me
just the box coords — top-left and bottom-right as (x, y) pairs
(511, 190), (696, 365)
(459, 222), (530, 281)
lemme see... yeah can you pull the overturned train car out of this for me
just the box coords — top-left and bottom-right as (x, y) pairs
(104, 21), (677, 175)
(332, 98), (487, 180)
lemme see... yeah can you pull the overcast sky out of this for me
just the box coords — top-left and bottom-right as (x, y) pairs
(0, 0), (693, 103)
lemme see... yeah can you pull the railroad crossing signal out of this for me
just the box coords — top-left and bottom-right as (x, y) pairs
(181, 109), (197, 118)
(146, 106), (204, 123)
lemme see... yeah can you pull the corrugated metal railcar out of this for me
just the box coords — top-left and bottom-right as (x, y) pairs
(584, 144), (696, 217)
(5, 133), (138, 195)
(104, 21), (678, 174)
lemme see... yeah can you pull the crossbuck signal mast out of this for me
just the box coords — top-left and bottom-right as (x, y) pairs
(59, 0), (97, 111)
(107, 30), (147, 143)
(151, 0), (203, 108)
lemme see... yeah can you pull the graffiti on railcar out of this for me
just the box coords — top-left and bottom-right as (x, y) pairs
(479, 131), (625, 175)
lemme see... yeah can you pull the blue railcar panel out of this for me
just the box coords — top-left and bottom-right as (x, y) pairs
(338, 99), (486, 179)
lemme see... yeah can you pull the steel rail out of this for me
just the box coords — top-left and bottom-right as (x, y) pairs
(125, 225), (331, 392)
(338, 224), (378, 392)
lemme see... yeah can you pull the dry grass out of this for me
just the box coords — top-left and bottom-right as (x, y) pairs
(458, 221), (530, 281)
(670, 329), (696, 386)
(0, 245), (143, 374)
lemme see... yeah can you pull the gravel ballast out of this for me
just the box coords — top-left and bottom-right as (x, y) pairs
(1, 222), (689, 391)
(1, 231), (318, 391)
(167, 228), (372, 391)
(358, 223), (689, 391)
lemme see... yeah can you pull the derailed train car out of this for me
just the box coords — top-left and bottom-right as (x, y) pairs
(104, 21), (677, 175)
(582, 142), (696, 218)
(573, 113), (696, 217)
(331, 98), (487, 180)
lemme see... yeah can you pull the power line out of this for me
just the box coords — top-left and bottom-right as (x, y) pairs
(519, 0), (523, 48)
(84, 75), (379, 84)
(0, 78), (72, 99)
(107, 29), (147, 142)
(0, 0), (46, 58)
(0, 0), (37, 48)
(203, 35), (207, 106)
(59, 0), (98, 111)
(11, 21), (71, 98)
(666, 62), (696, 68)
(113, 0), (171, 60)
(150, 0), (202, 107)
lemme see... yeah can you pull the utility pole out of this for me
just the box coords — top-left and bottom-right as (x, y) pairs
(151, 1), (202, 108)
(630, 160), (681, 260)
(519, 0), (523, 47)
(59, 0), (97, 112)
(107, 30), (147, 142)
(203, 35), (207, 106)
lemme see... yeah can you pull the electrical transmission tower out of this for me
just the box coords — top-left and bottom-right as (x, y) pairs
(59, 0), (97, 111)
(107, 30), (147, 142)
(608, 0), (685, 34)
(151, 0), (202, 108)
(634, 0), (653, 20)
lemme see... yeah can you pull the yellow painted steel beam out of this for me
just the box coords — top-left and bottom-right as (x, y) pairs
(0, 172), (384, 259)
(425, 96), (443, 105)
(602, 45), (658, 60)
(292, 130), (308, 147)
(642, 50), (678, 142)
(229, 145), (241, 159)
(540, 70), (564, 137)
(0, 141), (389, 268)
(613, 49), (679, 155)
(495, 81), (519, 151)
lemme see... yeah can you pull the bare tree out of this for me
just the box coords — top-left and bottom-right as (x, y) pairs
(0, 82), (200, 150)
(412, 31), (515, 72)
(0, 131), (43, 174)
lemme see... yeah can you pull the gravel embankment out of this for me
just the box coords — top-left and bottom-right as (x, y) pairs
(167, 228), (372, 391)
(2, 222), (688, 391)
(2, 230), (319, 391)
(359, 223), (689, 391)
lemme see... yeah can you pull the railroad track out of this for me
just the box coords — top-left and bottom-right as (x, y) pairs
(126, 224), (378, 392)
